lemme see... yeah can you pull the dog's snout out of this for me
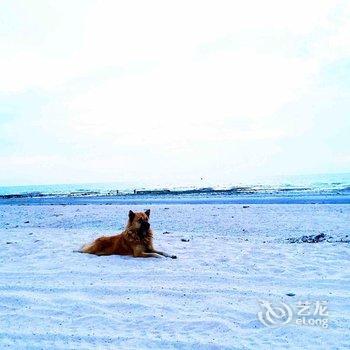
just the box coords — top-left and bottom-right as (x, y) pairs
(143, 222), (150, 230)
(140, 220), (150, 228)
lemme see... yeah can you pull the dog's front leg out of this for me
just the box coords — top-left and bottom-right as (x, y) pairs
(135, 251), (163, 258)
(133, 246), (163, 258)
(150, 249), (177, 259)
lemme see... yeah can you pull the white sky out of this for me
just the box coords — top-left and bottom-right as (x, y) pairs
(0, 0), (349, 186)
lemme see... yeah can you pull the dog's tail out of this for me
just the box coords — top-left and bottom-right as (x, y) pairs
(73, 243), (91, 253)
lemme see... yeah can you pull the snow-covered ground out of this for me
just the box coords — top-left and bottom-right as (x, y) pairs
(0, 204), (349, 349)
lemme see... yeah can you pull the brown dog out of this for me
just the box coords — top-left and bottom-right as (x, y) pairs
(79, 209), (176, 258)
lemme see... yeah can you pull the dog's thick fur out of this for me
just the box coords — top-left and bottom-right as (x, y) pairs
(79, 209), (176, 258)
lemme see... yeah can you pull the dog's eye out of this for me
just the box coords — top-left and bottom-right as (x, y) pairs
(138, 219), (142, 223)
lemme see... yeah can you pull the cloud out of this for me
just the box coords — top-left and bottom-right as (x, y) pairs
(0, 0), (349, 185)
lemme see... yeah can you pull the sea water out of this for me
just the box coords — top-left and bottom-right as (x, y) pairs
(0, 172), (349, 204)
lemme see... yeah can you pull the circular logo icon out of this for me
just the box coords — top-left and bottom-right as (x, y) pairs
(258, 300), (293, 327)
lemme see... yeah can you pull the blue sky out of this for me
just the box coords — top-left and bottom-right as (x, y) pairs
(0, 0), (349, 186)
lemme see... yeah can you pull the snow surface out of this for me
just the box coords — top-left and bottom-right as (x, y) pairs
(0, 204), (349, 349)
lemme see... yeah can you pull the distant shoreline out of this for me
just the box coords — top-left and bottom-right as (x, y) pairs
(1, 192), (349, 205)
(1, 172), (349, 204)
(1, 184), (349, 198)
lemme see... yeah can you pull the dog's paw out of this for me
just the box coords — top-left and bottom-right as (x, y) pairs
(171, 255), (177, 259)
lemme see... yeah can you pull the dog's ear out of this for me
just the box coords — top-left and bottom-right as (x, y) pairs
(129, 210), (135, 221)
(145, 209), (150, 218)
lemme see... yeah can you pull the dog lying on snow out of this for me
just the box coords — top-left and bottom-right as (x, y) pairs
(79, 209), (177, 258)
